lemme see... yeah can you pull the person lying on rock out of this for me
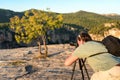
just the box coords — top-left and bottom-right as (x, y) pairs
(64, 31), (120, 80)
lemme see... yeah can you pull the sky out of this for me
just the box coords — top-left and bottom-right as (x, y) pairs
(1, 0), (120, 14)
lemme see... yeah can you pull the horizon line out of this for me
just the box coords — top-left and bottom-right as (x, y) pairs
(0, 8), (120, 15)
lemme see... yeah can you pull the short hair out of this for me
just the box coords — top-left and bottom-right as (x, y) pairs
(77, 31), (92, 42)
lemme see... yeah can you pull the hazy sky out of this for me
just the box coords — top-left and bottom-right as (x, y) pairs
(1, 0), (120, 14)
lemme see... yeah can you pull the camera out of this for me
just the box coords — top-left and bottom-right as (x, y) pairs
(69, 42), (78, 47)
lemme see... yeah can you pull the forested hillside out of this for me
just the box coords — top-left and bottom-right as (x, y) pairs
(0, 9), (120, 31)
(0, 9), (24, 23)
(63, 10), (111, 28)
(63, 10), (120, 34)
(1, 9), (120, 34)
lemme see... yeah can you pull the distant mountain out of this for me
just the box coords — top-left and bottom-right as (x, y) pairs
(1, 8), (120, 33)
(102, 13), (120, 20)
(102, 13), (119, 16)
(63, 10), (120, 29)
(0, 8), (120, 24)
(0, 9), (24, 23)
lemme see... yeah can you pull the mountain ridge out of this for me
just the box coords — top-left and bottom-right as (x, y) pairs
(0, 8), (120, 23)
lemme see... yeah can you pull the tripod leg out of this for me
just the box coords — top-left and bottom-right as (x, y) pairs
(81, 59), (90, 80)
(79, 59), (84, 80)
(71, 61), (77, 80)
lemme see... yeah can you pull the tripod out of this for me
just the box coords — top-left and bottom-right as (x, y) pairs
(71, 58), (90, 80)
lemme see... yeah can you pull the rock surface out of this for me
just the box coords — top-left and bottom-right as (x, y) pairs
(0, 44), (94, 80)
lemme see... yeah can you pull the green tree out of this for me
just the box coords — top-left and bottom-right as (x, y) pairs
(10, 9), (63, 58)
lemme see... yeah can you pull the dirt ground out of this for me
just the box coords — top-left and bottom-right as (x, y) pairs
(0, 44), (94, 80)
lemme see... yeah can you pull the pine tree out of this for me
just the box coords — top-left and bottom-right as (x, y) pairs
(10, 9), (63, 58)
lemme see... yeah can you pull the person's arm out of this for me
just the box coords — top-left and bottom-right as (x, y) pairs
(64, 53), (78, 66)
(64, 39), (84, 66)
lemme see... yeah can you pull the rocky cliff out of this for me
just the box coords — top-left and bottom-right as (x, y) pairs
(0, 28), (120, 49)
(0, 29), (17, 49)
(90, 28), (120, 41)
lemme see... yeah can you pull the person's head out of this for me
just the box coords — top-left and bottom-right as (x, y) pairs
(77, 31), (92, 45)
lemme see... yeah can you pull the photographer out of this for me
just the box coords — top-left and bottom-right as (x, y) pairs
(64, 31), (120, 80)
